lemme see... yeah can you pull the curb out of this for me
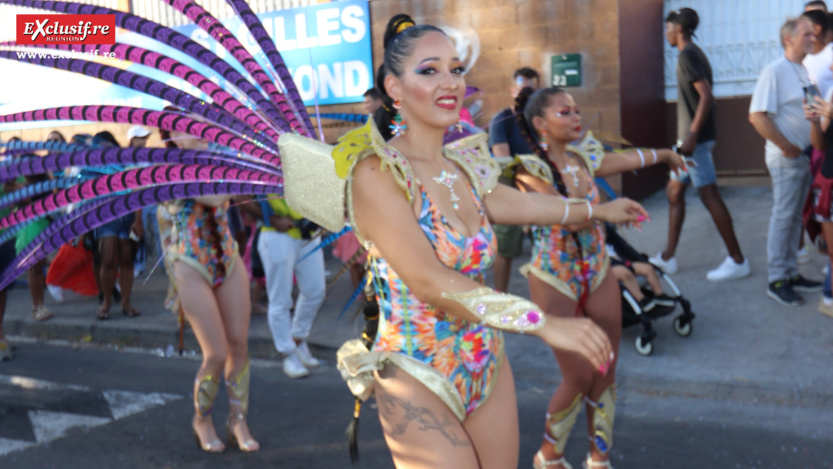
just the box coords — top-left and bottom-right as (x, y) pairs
(4, 317), (340, 360)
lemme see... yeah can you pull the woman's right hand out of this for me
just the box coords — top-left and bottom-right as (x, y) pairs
(533, 316), (613, 374)
(595, 198), (649, 227)
(809, 95), (833, 121)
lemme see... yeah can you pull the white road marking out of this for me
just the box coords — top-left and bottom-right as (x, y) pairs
(102, 390), (181, 420)
(0, 438), (34, 454)
(28, 410), (111, 443)
(0, 374), (183, 456)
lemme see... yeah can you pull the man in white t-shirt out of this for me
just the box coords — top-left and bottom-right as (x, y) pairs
(750, 16), (823, 306)
(802, 10), (833, 97)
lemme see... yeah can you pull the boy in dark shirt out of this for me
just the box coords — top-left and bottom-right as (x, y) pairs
(650, 7), (750, 283)
(488, 67), (539, 292)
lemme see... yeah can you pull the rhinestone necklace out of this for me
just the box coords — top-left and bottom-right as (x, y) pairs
(433, 170), (461, 210)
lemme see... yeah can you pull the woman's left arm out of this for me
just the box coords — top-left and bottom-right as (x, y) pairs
(483, 183), (648, 227)
(593, 148), (685, 178)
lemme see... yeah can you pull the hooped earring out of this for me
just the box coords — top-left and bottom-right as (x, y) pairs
(390, 99), (408, 137)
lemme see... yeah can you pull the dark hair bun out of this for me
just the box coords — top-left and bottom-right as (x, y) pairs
(383, 14), (416, 48)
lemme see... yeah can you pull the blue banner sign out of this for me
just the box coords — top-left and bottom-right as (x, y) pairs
(0, 0), (372, 131)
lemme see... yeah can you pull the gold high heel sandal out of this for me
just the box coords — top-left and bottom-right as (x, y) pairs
(226, 360), (259, 452)
(583, 385), (617, 469)
(193, 375), (225, 453)
(226, 414), (259, 452)
(533, 394), (583, 469)
(533, 450), (573, 469)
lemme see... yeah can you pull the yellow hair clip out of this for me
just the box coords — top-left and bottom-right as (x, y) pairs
(395, 20), (415, 34)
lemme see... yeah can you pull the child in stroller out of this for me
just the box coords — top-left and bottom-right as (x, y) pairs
(605, 224), (696, 356)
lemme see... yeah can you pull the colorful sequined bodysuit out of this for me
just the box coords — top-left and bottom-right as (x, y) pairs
(170, 199), (237, 288)
(518, 153), (610, 304)
(371, 182), (501, 418)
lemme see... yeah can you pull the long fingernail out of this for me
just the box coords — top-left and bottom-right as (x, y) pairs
(637, 215), (646, 222)
(598, 365), (606, 375)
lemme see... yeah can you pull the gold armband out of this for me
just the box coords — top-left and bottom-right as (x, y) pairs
(441, 287), (545, 333)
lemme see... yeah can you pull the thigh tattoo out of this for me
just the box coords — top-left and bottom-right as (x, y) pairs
(376, 374), (471, 448)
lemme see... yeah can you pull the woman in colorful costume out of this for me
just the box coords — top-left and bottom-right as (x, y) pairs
(277, 15), (647, 468)
(512, 87), (684, 469)
(0, 0), (313, 454)
(157, 127), (259, 453)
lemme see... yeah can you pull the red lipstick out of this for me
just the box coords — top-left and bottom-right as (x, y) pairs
(435, 95), (458, 110)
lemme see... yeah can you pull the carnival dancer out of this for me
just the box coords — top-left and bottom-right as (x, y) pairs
(512, 87), (684, 469)
(279, 15), (649, 468)
(157, 127), (259, 453)
(0, 0), (319, 456)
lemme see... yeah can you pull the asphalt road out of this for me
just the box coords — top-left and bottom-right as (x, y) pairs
(1, 342), (831, 469)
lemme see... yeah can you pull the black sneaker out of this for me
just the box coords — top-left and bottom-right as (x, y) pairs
(789, 275), (823, 293)
(653, 294), (677, 308)
(767, 280), (803, 306)
(637, 296), (656, 312)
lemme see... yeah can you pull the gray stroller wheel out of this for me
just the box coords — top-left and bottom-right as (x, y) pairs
(673, 315), (693, 337)
(634, 335), (653, 356)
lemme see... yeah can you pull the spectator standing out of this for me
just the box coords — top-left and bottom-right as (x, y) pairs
(803, 10), (833, 99)
(248, 197), (324, 379)
(362, 88), (383, 114)
(650, 8), (750, 282)
(0, 173), (21, 359)
(750, 17), (823, 306)
(91, 131), (143, 319)
(488, 67), (539, 292)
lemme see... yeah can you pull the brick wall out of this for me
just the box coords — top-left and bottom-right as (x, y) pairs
(321, 0), (624, 145)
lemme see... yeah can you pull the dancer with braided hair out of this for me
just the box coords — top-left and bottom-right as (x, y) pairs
(511, 87), (684, 469)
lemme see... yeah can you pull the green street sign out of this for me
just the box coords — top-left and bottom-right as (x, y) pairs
(551, 53), (582, 87)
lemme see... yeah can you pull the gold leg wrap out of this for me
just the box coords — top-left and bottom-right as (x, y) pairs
(587, 384), (616, 454)
(226, 359), (251, 418)
(194, 374), (220, 417)
(545, 393), (583, 455)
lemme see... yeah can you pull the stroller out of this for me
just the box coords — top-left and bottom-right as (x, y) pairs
(605, 224), (696, 356)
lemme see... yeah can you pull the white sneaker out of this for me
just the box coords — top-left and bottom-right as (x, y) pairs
(706, 256), (750, 282)
(797, 245), (812, 265)
(648, 252), (678, 274)
(47, 285), (64, 302)
(819, 297), (833, 320)
(294, 341), (321, 369)
(282, 353), (310, 379)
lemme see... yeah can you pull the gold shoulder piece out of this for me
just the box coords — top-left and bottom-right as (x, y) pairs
(335, 119), (419, 203)
(277, 133), (346, 233)
(568, 130), (605, 176)
(444, 133), (500, 196)
(515, 154), (554, 185)
(332, 120), (376, 179)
